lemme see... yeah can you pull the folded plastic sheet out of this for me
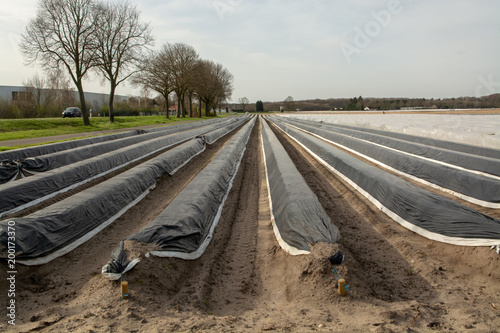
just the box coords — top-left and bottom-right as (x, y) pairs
(0, 160), (20, 184)
(102, 117), (256, 279)
(0, 138), (206, 264)
(280, 117), (500, 177)
(261, 118), (340, 254)
(270, 118), (500, 246)
(273, 117), (500, 207)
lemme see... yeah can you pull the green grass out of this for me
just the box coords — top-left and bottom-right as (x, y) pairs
(0, 115), (221, 151)
(0, 116), (195, 137)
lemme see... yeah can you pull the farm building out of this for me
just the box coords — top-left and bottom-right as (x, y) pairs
(0, 85), (129, 111)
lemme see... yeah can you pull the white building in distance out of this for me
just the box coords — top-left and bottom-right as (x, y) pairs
(0, 85), (129, 111)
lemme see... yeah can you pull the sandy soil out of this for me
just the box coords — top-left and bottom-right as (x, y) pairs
(1, 117), (500, 332)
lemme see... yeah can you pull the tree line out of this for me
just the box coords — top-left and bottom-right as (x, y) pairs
(132, 44), (233, 119)
(261, 94), (500, 111)
(13, 0), (233, 124)
(231, 98), (263, 112)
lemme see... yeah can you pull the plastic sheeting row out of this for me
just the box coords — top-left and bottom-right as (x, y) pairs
(274, 117), (500, 208)
(325, 122), (500, 160)
(268, 117), (500, 247)
(0, 117), (252, 265)
(0, 130), (137, 161)
(278, 113), (500, 150)
(0, 117), (248, 218)
(280, 117), (500, 177)
(102, 117), (257, 279)
(0, 117), (234, 184)
(261, 118), (340, 254)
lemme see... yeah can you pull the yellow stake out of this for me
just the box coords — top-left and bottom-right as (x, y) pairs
(121, 280), (129, 299)
(338, 278), (346, 296)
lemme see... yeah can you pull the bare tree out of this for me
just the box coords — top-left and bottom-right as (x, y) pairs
(188, 91), (195, 117)
(132, 48), (174, 118)
(45, 68), (76, 116)
(238, 97), (249, 112)
(284, 96), (295, 111)
(19, 69), (77, 117)
(213, 64), (234, 112)
(163, 43), (199, 118)
(186, 75), (199, 117)
(22, 73), (47, 117)
(195, 60), (233, 117)
(195, 60), (215, 117)
(20, 0), (98, 125)
(94, 0), (154, 123)
(134, 43), (232, 119)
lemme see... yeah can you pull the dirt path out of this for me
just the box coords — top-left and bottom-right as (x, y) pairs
(1, 117), (500, 332)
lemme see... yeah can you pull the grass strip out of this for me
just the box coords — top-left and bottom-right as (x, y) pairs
(0, 115), (232, 151)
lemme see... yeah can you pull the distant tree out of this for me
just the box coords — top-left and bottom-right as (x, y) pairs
(164, 43), (199, 117)
(93, 0), (154, 123)
(284, 96), (295, 111)
(45, 68), (76, 116)
(238, 97), (249, 111)
(20, 0), (98, 125)
(195, 59), (234, 117)
(133, 47), (174, 119)
(345, 97), (356, 110)
(237, 95), (500, 112)
(256, 100), (264, 112)
(345, 96), (364, 110)
(211, 63), (234, 113)
(22, 73), (47, 117)
(356, 95), (364, 110)
(20, 55), (75, 118)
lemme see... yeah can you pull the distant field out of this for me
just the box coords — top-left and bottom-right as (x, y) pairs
(280, 111), (500, 149)
(295, 108), (500, 115)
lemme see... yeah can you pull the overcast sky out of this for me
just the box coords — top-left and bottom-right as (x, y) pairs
(1, 0), (499, 103)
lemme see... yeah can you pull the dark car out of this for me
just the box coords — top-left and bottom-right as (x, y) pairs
(62, 107), (82, 118)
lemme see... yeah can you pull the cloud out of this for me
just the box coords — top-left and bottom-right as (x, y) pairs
(0, 1), (39, 85)
(1, 0), (499, 101)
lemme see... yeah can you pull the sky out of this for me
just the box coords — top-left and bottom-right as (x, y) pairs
(1, 0), (499, 103)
